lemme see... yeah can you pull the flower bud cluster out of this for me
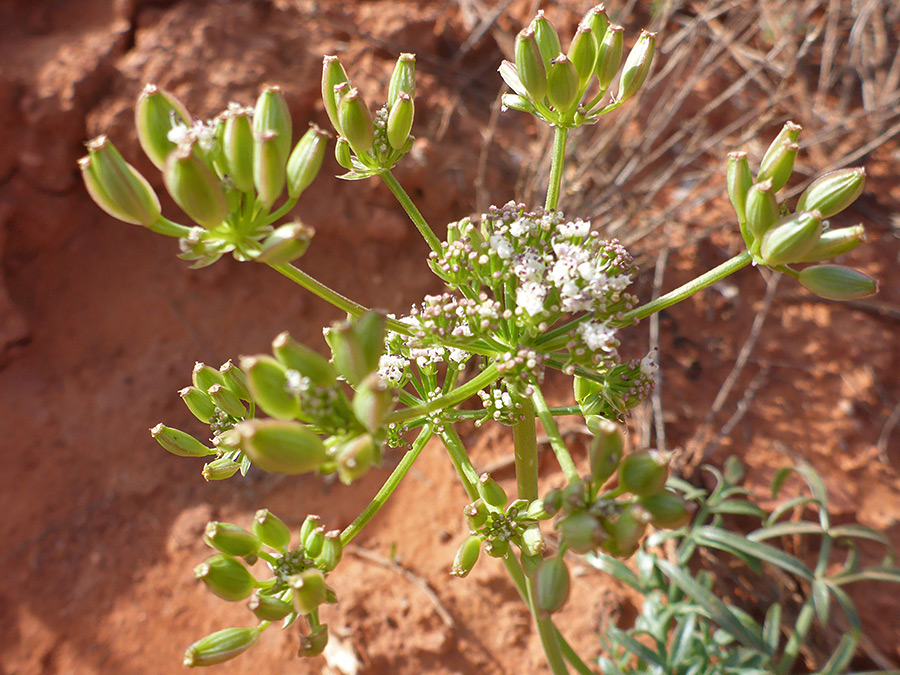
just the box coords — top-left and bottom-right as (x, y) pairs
(184, 509), (342, 666)
(321, 53), (417, 177)
(500, 7), (656, 127)
(727, 122), (876, 301)
(452, 477), (553, 577)
(543, 422), (692, 559)
(81, 84), (328, 269)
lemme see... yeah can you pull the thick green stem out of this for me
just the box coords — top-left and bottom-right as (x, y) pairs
(263, 196), (298, 225)
(269, 261), (404, 327)
(438, 425), (480, 501)
(545, 126), (569, 212)
(152, 216), (194, 238)
(340, 427), (433, 546)
(535, 610), (570, 675)
(613, 251), (752, 327)
(502, 556), (593, 675)
(531, 384), (580, 484)
(385, 364), (501, 425)
(513, 397), (539, 501)
(380, 171), (442, 254)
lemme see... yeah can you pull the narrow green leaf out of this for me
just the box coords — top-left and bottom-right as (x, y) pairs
(766, 496), (821, 527)
(693, 526), (814, 581)
(605, 625), (666, 667)
(811, 578), (831, 625)
(815, 634), (857, 675)
(828, 524), (892, 547)
(657, 559), (768, 651)
(708, 500), (767, 519)
(831, 567), (900, 586)
(586, 553), (643, 591)
(762, 602), (782, 653)
(749, 521), (824, 541)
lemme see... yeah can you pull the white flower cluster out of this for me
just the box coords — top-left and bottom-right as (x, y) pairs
(430, 201), (638, 369)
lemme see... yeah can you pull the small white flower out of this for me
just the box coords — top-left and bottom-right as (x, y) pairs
(640, 353), (659, 378)
(489, 235), (513, 260)
(517, 280), (547, 316)
(578, 321), (618, 353)
(378, 354), (409, 385)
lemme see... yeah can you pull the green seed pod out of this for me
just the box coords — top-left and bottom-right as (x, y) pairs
(272, 331), (337, 388)
(194, 553), (255, 602)
(759, 210), (824, 266)
(303, 525), (326, 558)
(515, 27), (547, 102)
(183, 626), (260, 667)
(619, 450), (669, 497)
(535, 556), (570, 614)
(299, 624), (329, 658)
(253, 129), (286, 209)
(477, 473), (508, 509)
(745, 178), (780, 241)
(219, 360), (251, 401)
(352, 373), (396, 433)
(484, 537), (510, 558)
(796, 167), (866, 218)
(164, 142), (227, 229)
(202, 457), (241, 481)
(322, 55), (350, 136)
(555, 510), (603, 554)
(179, 386), (217, 423)
(193, 361), (224, 391)
(542, 488), (564, 516)
(798, 264), (877, 301)
(286, 123), (329, 199)
(208, 384), (248, 419)
(506, 498), (530, 519)
(334, 136), (353, 170)
(759, 121), (801, 175)
(255, 221), (314, 265)
(521, 523), (546, 557)
(582, 5), (609, 53)
(603, 505), (648, 557)
(337, 88), (374, 156)
(334, 434), (382, 485)
(316, 530), (343, 572)
(222, 109), (255, 193)
(323, 313), (385, 387)
(639, 490), (693, 529)
(727, 151), (753, 226)
(595, 24), (624, 89)
(758, 140), (799, 193)
(135, 84), (192, 170)
(289, 568), (328, 615)
(589, 417), (624, 486)
(213, 428), (241, 451)
(568, 26), (597, 90)
(617, 30), (656, 102)
(464, 499), (489, 531)
(241, 355), (301, 420)
(203, 522), (261, 557)
(797, 224), (866, 263)
(388, 52), (417, 108)
(236, 419), (327, 475)
(252, 509), (291, 550)
(501, 93), (537, 114)
(253, 85), (292, 162)
(150, 423), (213, 458)
(524, 498), (554, 521)
(532, 10), (562, 68)
(80, 136), (162, 227)
(295, 515), (319, 549)
(451, 534), (482, 577)
(248, 591), (293, 621)
(386, 92), (414, 151)
(546, 54), (579, 113)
